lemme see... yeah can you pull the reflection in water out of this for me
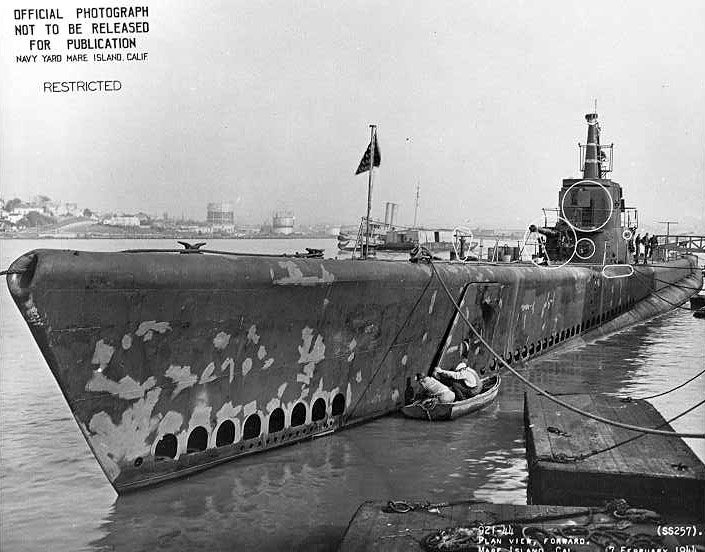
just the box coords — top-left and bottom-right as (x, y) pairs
(1, 240), (703, 551)
(473, 440), (528, 504)
(92, 404), (527, 552)
(93, 440), (355, 551)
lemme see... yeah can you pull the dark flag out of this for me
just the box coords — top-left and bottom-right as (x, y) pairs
(355, 135), (381, 175)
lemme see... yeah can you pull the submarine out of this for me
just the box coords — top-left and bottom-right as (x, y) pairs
(6, 112), (701, 493)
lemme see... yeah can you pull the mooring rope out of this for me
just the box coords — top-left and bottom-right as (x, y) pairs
(121, 248), (304, 258)
(650, 275), (704, 292)
(427, 260), (705, 438)
(418, 397), (439, 422)
(386, 498), (486, 514)
(573, 398), (705, 462)
(631, 269), (696, 311)
(343, 269), (436, 423)
(629, 366), (705, 401)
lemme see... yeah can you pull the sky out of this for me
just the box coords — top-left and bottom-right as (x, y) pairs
(1, 0), (704, 231)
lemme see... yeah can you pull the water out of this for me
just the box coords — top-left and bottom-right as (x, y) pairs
(1, 239), (703, 551)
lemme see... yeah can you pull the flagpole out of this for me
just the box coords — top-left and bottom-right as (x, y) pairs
(364, 124), (376, 259)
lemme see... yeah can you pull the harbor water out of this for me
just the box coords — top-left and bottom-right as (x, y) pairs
(1, 239), (703, 551)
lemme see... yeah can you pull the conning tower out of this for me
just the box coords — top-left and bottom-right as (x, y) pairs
(532, 112), (636, 265)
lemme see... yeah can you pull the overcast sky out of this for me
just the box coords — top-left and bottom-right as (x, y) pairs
(1, 0), (703, 231)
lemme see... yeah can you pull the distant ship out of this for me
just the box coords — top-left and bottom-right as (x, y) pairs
(6, 111), (701, 493)
(337, 201), (463, 257)
(337, 220), (461, 256)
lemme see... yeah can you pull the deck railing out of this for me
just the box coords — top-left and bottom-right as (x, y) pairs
(651, 234), (705, 262)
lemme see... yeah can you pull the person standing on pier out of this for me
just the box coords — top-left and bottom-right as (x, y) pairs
(643, 233), (651, 264)
(634, 233), (642, 262)
(649, 234), (658, 261)
(627, 234), (636, 263)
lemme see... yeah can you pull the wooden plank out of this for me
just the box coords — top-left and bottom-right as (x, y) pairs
(578, 396), (646, 475)
(524, 392), (705, 515)
(532, 392), (703, 478)
(601, 396), (705, 478)
(576, 417), (629, 474)
(539, 393), (582, 460)
(524, 392), (557, 463)
(545, 394), (605, 467)
(610, 398), (676, 476)
(576, 397), (671, 506)
(532, 393), (632, 473)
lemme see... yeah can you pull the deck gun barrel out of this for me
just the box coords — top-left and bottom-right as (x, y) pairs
(528, 224), (559, 238)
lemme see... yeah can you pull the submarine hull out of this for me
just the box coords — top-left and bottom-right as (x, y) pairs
(6, 249), (701, 492)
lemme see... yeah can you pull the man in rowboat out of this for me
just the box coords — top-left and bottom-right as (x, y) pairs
(433, 362), (482, 401)
(415, 373), (456, 403)
(415, 361), (482, 403)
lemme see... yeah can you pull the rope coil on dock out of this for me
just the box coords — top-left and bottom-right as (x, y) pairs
(427, 260), (705, 439)
(386, 498), (485, 514)
(417, 498), (666, 552)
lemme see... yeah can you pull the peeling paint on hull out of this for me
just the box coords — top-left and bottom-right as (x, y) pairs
(5, 249), (701, 493)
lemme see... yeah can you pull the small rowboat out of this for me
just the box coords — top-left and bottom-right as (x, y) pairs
(401, 374), (501, 421)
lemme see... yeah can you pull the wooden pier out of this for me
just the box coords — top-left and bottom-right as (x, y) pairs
(524, 392), (705, 518)
(338, 500), (704, 551)
(654, 234), (705, 255)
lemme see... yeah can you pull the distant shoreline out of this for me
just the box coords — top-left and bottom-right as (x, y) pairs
(0, 233), (338, 240)
(0, 232), (526, 241)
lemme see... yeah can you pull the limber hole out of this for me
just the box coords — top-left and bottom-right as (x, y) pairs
(187, 426), (208, 453)
(155, 433), (177, 460)
(216, 420), (235, 447)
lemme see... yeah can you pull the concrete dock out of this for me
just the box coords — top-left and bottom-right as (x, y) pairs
(524, 391), (705, 518)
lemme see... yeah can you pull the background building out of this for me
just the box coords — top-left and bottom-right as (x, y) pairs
(103, 215), (140, 227)
(272, 211), (295, 235)
(207, 202), (235, 232)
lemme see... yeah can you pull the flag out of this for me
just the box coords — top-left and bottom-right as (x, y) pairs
(355, 135), (381, 175)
